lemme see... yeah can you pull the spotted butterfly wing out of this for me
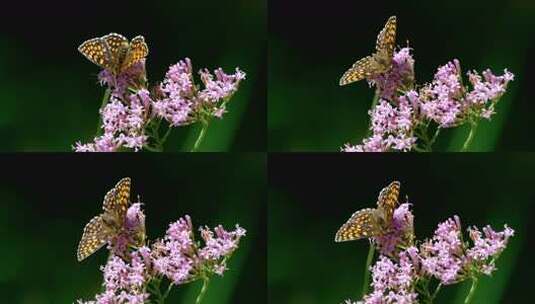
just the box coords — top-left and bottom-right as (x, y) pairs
(339, 56), (376, 86)
(77, 215), (108, 261)
(376, 181), (400, 225)
(335, 208), (381, 242)
(339, 16), (397, 86)
(78, 37), (113, 70)
(375, 16), (397, 58)
(103, 177), (131, 221)
(102, 33), (129, 55)
(122, 36), (149, 72)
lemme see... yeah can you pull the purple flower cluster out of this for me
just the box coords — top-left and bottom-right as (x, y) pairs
(345, 210), (513, 303)
(343, 47), (514, 152)
(342, 96), (417, 152)
(74, 56), (245, 152)
(373, 203), (414, 256)
(362, 252), (418, 304)
(420, 62), (514, 127)
(77, 205), (246, 304)
(74, 90), (151, 152)
(153, 58), (246, 126)
(419, 216), (464, 284)
(369, 47), (415, 101)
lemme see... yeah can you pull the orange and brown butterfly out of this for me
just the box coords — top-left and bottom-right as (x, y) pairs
(334, 181), (400, 242)
(77, 177), (131, 261)
(339, 16), (397, 86)
(78, 33), (149, 75)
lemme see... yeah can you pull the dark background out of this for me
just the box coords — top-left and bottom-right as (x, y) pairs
(0, 153), (266, 303)
(269, 154), (533, 303)
(268, 0), (535, 151)
(0, 0), (266, 151)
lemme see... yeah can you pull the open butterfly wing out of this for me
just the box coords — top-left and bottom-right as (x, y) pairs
(335, 208), (381, 242)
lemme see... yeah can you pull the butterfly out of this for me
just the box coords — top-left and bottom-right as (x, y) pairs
(77, 177), (131, 261)
(335, 181), (400, 242)
(78, 33), (149, 74)
(339, 16), (397, 86)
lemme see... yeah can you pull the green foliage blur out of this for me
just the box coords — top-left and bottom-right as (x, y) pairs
(0, 154), (266, 303)
(0, 0), (266, 151)
(268, 0), (535, 151)
(268, 154), (533, 303)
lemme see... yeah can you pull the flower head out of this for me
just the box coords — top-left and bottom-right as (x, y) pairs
(370, 47), (415, 101)
(374, 203), (415, 256)
(362, 251), (418, 304)
(343, 97), (417, 152)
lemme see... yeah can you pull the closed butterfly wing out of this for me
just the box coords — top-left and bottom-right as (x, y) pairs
(78, 37), (114, 70)
(377, 181), (400, 224)
(103, 177), (131, 221)
(339, 56), (376, 86)
(335, 208), (381, 242)
(77, 215), (108, 261)
(375, 16), (397, 58)
(121, 36), (149, 72)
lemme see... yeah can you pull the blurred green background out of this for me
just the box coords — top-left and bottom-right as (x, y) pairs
(0, 154), (266, 303)
(0, 0), (265, 151)
(269, 154), (533, 303)
(268, 0), (535, 151)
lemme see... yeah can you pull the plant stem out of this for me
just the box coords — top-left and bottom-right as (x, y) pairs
(461, 121), (478, 152)
(161, 282), (174, 302)
(96, 88), (111, 135)
(432, 283), (442, 300)
(191, 120), (210, 152)
(464, 277), (479, 304)
(195, 277), (210, 304)
(361, 244), (375, 297)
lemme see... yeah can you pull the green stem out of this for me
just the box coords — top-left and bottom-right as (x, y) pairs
(461, 121), (478, 152)
(361, 244), (375, 297)
(160, 125), (173, 145)
(432, 283), (442, 300)
(96, 88), (111, 135)
(429, 127), (441, 147)
(464, 277), (479, 304)
(195, 277), (210, 304)
(191, 120), (210, 152)
(161, 282), (174, 302)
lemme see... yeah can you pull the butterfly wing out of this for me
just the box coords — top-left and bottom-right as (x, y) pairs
(121, 36), (149, 72)
(335, 208), (381, 242)
(339, 56), (377, 86)
(102, 33), (129, 55)
(377, 181), (400, 224)
(77, 215), (108, 261)
(375, 16), (397, 58)
(78, 37), (113, 70)
(103, 177), (131, 222)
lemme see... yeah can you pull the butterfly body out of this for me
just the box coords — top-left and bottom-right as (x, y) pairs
(78, 33), (149, 75)
(335, 181), (400, 242)
(339, 16), (397, 86)
(77, 177), (131, 262)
